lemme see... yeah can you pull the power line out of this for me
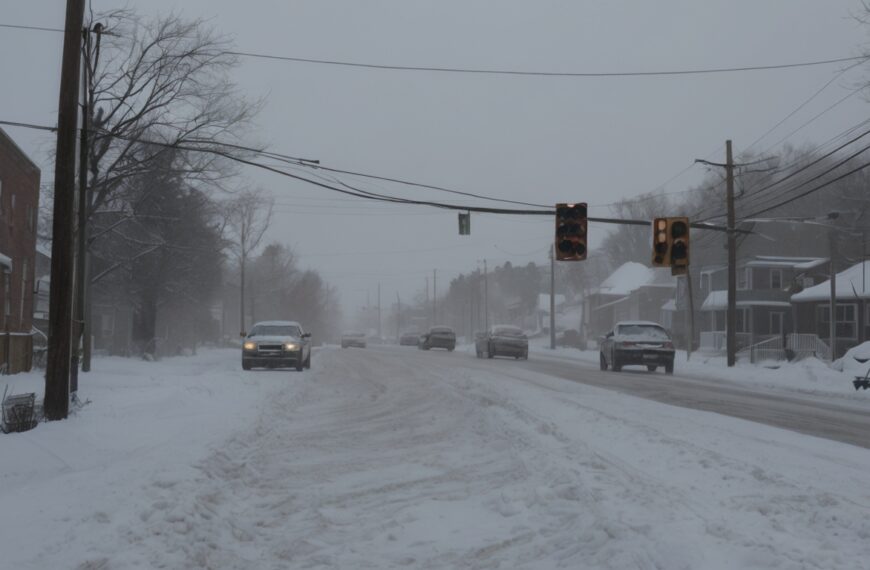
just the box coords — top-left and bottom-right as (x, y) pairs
(742, 157), (870, 219)
(227, 51), (868, 78)
(0, 23), (67, 33)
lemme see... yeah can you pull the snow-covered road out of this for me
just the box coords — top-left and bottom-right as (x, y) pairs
(3, 347), (870, 569)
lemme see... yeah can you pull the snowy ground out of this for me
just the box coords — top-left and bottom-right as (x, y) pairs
(2, 347), (870, 569)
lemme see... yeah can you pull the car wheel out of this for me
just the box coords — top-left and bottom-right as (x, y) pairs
(305, 354), (311, 369)
(448, 347), (454, 352)
(296, 357), (304, 371)
(487, 345), (494, 359)
(647, 365), (657, 372)
(665, 361), (674, 375)
(612, 357), (622, 372)
(522, 352), (528, 360)
(242, 359), (252, 371)
(599, 353), (607, 371)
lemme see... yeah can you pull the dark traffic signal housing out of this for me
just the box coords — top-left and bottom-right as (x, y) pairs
(651, 216), (690, 269)
(555, 203), (588, 261)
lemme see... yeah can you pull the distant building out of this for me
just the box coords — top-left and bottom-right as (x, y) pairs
(693, 256), (828, 354)
(584, 262), (676, 340)
(0, 127), (40, 373)
(791, 261), (870, 359)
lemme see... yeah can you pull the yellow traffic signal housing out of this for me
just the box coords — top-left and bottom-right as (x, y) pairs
(669, 217), (690, 268)
(555, 203), (588, 261)
(652, 217), (690, 269)
(652, 217), (670, 267)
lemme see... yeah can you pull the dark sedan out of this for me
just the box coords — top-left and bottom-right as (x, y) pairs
(599, 321), (675, 374)
(418, 326), (456, 351)
(476, 325), (528, 359)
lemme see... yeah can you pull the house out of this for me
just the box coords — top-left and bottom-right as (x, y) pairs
(791, 261), (870, 359)
(0, 127), (40, 373)
(695, 256), (828, 353)
(584, 262), (676, 340)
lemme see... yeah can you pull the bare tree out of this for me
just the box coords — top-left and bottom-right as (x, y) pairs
(84, 9), (258, 256)
(223, 189), (274, 334)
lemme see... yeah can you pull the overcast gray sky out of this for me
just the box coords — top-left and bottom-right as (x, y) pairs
(1, 1), (868, 320)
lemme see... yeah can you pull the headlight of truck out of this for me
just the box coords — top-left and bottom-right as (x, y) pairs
(243, 341), (256, 350)
(285, 342), (298, 351)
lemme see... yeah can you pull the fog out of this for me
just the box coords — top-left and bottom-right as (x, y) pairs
(1, 0), (868, 345)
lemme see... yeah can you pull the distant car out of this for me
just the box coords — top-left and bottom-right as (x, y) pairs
(242, 320), (312, 371)
(399, 332), (420, 346)
(341, 331), (367, 348)
(418, 326), (456, 351)
(599, 321), (674, 374)
(477, 325), (528, 360)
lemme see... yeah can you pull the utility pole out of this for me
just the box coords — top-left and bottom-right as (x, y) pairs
(726, 140), (737, 367)
(829, 229), (837, 360)
(549, 245), (556, 349)
(45, 0), (86, 421)
(685, 272), (696, 361)
(71, 25), (90, 394)
(396, 292), (400, 340)
(377, 282), (381, 339)
(433, 269), (437, 325)
(425, 277), (429, 328)
(483, 259), (489, 331)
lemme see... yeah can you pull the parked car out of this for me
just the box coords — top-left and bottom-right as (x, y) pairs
(399, 332), (421, 346)
(242, 320), (312, 371)
(476, 325), (529, 359)
(418, 326), (456, 351)
(599, 321), (674, 374)
(341, 331), (367, 349)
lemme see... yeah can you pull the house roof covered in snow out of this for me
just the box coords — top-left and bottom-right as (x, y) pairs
(744, 256), (827, 270)
(701, 290), (791, 310)
(592, 262), (675, 297)
(792, 262), (870, 302)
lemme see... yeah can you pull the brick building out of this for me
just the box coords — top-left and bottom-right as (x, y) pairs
(0, 127), (40, 373)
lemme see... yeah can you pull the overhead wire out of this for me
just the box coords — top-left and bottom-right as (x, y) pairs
(226, 50), (868, 78)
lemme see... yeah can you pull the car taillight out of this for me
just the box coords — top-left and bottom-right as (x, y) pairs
(664, 341), (674, 349)
(620, 341), (636, 348)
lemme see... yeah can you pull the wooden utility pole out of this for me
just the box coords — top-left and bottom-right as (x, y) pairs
(685, 271), (696, 361)
(550, 245), (556, 349)
(829, 230), (837, 360)
(377, 282), (381, 339)
(433, 269), (437, 325)
(483, 259), (489, 331)
(45, 0), (86, 421)
(726, 140), (737, 367)
(71, 26), (91, 392)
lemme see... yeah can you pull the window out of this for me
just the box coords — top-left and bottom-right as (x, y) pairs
(734, 307), (750, 333)
(738, 268), (752, 290)
(26, 205), (33, 232)
(770, 269), (783, 290)
(770, 312), (784, 335)
(817, 304), (857, 339)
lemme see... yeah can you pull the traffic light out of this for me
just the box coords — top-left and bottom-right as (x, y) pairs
(555, 203), (587, 261)
(651, 217), (690, 269)
(670, 217), (690, 269)
(458, 212), (470, 235)
(652, 217), (670, 267)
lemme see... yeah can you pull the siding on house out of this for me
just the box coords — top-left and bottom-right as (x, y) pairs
(0, 128), (41, 373)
